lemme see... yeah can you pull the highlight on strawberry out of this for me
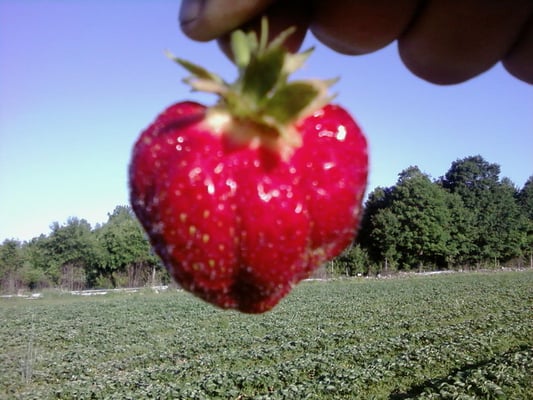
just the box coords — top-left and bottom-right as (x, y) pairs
(129, 18), (368, 313)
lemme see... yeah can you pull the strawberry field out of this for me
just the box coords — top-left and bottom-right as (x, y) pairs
(1, 271), (532, 399)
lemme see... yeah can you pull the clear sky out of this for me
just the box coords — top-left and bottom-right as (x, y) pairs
(1, 1), (532, 243)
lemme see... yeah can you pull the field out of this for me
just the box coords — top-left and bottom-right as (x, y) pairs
(1, 271), (532, 399)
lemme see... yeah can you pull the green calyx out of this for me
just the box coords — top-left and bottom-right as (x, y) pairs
(166, 17), (336, 147)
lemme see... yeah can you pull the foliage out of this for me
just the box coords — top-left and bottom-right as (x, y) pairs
(94, 206), (161, 288)
(0, 271), (531, 399)
(357, 156), (531, 272)
(517, 176), (533, 264)
(360, 167), (463, 270)
(43, 218), (100, 289)
(440, 156), (528, 265)
(517, 175), (533, 220)
(0, 239), (24, 292)
(0, 206), (166, 293)
(328, 244), (370, 276)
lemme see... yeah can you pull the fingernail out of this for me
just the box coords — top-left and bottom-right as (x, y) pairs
(180, 0), (204, 24)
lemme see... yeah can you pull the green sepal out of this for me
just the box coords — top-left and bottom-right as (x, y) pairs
(241, 47), (285, 103)
(170, 17), (337, 149)
(284, 47), (314, 74)
(166, 51), (224, 85)
(231, 30), (251, 68)
(264, 82), (319, 124)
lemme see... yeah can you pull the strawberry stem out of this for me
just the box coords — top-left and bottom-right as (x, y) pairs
(167, 17), (336, 147)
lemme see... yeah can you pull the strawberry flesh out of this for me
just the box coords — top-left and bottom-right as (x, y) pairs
(130, 101), (367, 313)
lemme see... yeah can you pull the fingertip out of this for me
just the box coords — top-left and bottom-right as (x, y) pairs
(179, 0), (276, 42)
(309, 1), (420, 55)
(502, 17), (533, 84)
(398, 2), (533, 85)
(398, 39), (480, 85)
(217, 1), (311, 63)
(179, 0), (206, 40)
(503, 58), (533, 85)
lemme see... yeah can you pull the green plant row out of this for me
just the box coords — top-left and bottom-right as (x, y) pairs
(1, 271), (531, 399)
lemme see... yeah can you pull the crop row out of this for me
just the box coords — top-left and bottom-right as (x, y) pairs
(1, 271), (532, 399)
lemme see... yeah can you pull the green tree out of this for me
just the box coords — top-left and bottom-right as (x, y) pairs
(22, 235), (53, 275)
(329, 244), (371, 276)
(516, 176), (533, 267)
(487, 178), (529, 262)
(0, 239), (24, 292)
(96, 206), (160, 288)
(359, 167), (459, 271)
(443, 192), (477, 267)
(441, 155), (501, 200)
(358, 186), (396, 269)
(390, 167), (456, 269)
(517, 176), (533, 220)
(43, 218), (101, 289)
(366, 207), (402, 271)
(441, 156), (527, 266)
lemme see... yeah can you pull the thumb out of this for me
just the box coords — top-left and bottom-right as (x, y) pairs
(180, 0), (276, 41)
(216, 0), (311, 61)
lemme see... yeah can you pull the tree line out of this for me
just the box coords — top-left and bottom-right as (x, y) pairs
(335, 155), (533, 275)
(1, 155), (532, 293)
(0, 206), (167, 292)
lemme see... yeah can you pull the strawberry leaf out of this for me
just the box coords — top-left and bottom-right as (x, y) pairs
(263, 81), (319, 124)
(169, 17), (336, 147)
(267, 26), (296, 52)
(283, 48), (313, 74)
(168, 53), (224, 84)
(241, 47), (285, 103)
(231, 30), (251, 68)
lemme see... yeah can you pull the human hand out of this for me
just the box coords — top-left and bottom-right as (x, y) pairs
(179, 0), (533, 85)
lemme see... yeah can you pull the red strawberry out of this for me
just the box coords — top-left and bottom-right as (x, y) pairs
(129, 20), (368, 313)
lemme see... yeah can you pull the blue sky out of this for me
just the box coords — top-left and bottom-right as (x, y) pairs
(1, 1), (532, 243)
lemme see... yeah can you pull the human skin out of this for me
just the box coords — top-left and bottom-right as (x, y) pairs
(179, 0), (533, 85)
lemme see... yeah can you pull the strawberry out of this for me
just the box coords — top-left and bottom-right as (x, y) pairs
(129, 20), (368, 313)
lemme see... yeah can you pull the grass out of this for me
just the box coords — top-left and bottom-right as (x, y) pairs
(0, 270), (532, 399)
